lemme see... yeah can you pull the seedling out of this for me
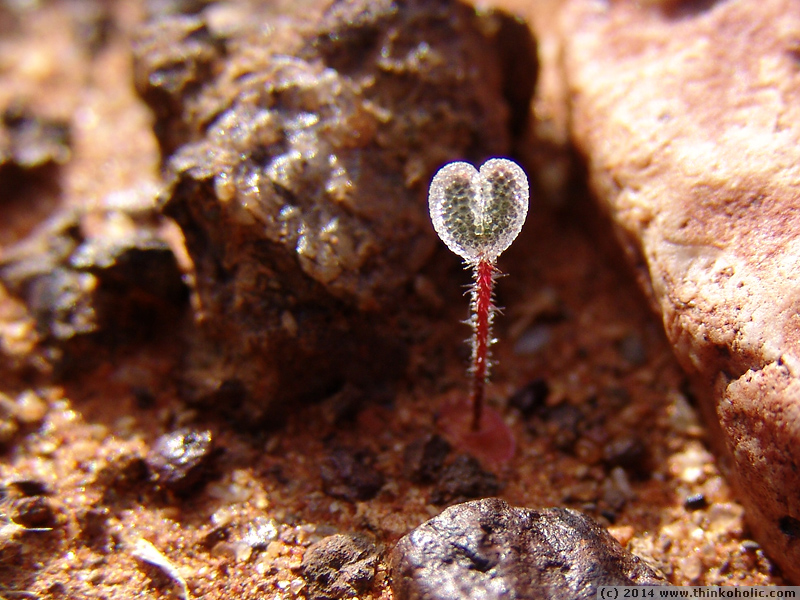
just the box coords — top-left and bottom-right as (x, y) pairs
(429, 158), (529, 431)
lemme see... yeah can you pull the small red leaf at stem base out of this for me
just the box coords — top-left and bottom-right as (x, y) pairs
(437, 394), (516, 467)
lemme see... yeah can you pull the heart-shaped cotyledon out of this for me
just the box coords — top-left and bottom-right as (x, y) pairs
(428, 158), (529, 264)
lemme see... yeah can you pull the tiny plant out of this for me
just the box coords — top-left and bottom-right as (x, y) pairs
(429, 158), (529, 431)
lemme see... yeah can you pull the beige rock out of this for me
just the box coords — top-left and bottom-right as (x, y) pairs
(562, 0), (800, 582)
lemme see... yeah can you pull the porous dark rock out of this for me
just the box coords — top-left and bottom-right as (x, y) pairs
(133, 0), (536, 420)
(300, 533), (380, 600)
(390, 498), (667, 600)
(562, 0), (800, 581)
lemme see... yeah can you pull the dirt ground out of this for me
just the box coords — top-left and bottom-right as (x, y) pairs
(0, 0), (785, 598)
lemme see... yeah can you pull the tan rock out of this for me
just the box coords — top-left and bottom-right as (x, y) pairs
(562, 0), (800, 582)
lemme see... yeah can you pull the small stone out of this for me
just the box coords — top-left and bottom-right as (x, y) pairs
(603, 436), (649, 480)
(513, 325), (552, 355)
(12, 495), (57, 529)
(429, 454), (500, 506)
(403, 434), (451, 484)
(528, 403), (584, 453)
(96, 451), (148, 501)
(199, 525), (229, 550)
(683, 493), (708, 512)
(602, 467), (634, 512)
(320, 447), (384, 502)
(132, 386), (157, 410)
(779, 515), (800, 539)
(390, 498), (668, 600)
(706, 502), (744, 536)
(617, 331), (647, 367)
(508, 378), (550, 417)
(147, 428), (217, 494)
(300, 533), (379, 600)
(741, 540), (761, 552)
(13, 390), (48, 424)
(677, 554), (703, 583)
(78, 507), (111, 550)
(242, 517), (279, 550)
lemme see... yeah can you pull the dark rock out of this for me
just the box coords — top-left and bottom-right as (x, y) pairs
(78, 506), (111, 550)
(200, 524), (229, 550)
(684, 493), (708, 512)
(8, 479), (50, 497)
(147, 428), (217, 494)
(403, 434), (451, 484)
(96, 451), (149, 503)
(300, 533), (379, 600)
(390, 498), (668, 600)
(133, 0), (536, 420)
(320, 447), (384, 502)
(11, 495), (57, 529)
(529, 403), (585, 453)
(132, 386), (157, 410)
(429, 454), (500, 506)
(508, 379), (550, 417)
(778, 515), (800, 539)
(603, 436), (650, 480)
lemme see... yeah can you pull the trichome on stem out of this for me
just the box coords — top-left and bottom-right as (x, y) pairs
(428, 158), (529, 431)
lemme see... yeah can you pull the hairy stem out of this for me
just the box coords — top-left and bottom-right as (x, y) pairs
(469, 258), (497, 431)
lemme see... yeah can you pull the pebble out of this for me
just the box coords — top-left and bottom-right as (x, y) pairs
(300, 533), (379, 600)
(242, 517), (279, 550)
(147, 428), (217, 494)
(513, 325), (552, 355)
(683, 493), (708, 511)
(391, 498), (668, 600)
(429, 454), (500, 506)
(617, 331), (647, 366)
(403, 434), (451, 484)
(529, 403), (584, 453)
(78, 507), (111, 550)
(14, 390), (48, 424)
(320, 447), (384, 502)
(507, 378), (550, 417)
(603, 436), (649, 480)
(95, 451), (148, 501)
(12, 495), (57, 529)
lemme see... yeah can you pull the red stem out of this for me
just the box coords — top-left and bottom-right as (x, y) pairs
(469, 259), (496, 431)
